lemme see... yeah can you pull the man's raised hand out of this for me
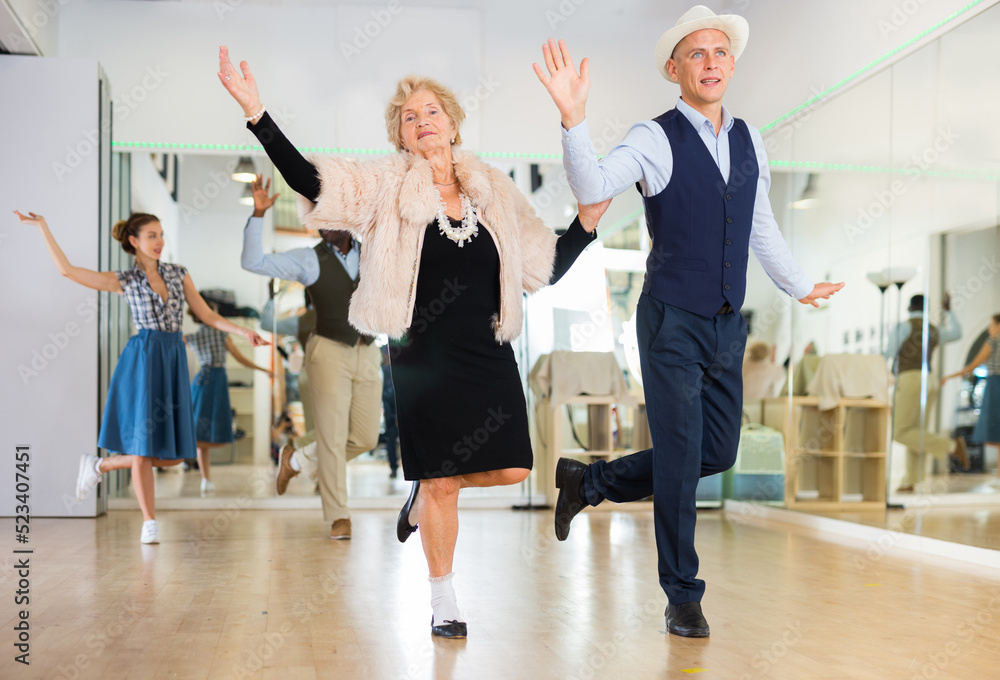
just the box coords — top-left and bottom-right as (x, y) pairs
(532, 38), (590, 130)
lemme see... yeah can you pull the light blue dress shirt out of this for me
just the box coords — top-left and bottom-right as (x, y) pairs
(241, 216), (359, 285)
(561, 98), (814, 300)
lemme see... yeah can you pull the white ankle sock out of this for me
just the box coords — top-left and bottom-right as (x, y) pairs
(95, 458), (103, 475)
(290, 452), (301, 472)
(429, 572), (462, 624)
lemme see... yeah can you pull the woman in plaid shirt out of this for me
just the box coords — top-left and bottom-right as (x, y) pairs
(15, 210), (268, 544)
(185, 300), (271, 496)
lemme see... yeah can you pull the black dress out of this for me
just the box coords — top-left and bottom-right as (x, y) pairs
(249, 113), (595, 480)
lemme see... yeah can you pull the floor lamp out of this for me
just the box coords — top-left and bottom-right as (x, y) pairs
(866, 271), (891, 355)
(867, 267), (918, 355)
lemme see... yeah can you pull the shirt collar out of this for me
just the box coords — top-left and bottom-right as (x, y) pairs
(323, 239), (358, 256)
(131, 260), (163, 274)
(676, 97), (734, 137)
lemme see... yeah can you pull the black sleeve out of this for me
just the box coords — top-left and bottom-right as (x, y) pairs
(247, 112), (321, 203)
(549, 216), (598, 285)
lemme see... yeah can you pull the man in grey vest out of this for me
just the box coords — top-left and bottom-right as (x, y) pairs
(535, 5), (844, 637)
(886, 293), (967, 492)
(242, 176), (381, 540)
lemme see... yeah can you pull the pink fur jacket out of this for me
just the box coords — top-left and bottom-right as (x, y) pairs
(297, 149), (558, 342)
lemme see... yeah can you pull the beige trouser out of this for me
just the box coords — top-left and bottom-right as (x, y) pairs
(297, 357), (314, 435)
(300, 335), (382, 523)
(895, 369), (953, 486)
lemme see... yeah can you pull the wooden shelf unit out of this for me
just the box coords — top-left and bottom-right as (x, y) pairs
(762, 396), (889, 511)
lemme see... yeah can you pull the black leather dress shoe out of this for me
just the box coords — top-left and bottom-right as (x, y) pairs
(431, 617), (467, 639)
(665, 602), (710, 638)
(397, 480), (419, 543)
(554, 457), (589, 541)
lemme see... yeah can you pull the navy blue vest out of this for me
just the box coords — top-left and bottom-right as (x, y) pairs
(639, 109), (758, 318)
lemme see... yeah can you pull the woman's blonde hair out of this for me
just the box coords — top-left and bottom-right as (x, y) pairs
(385, 75), (465, 152)
(112, 213), (159, 255)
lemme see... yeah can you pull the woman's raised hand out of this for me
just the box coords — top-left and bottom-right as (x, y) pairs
(251, 174), (280, 216)
(218, 45), (262, 119)
(13, 210), (47, 229)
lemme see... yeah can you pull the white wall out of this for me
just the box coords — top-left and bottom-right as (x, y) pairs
(129, 152), (180, 261)
(0, 56), (105, 517)
(52, 0), (996, 156)
(729, 0), (998, 140)
(173, 154), (267, 309)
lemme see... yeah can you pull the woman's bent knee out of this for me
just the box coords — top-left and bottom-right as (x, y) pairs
(421, 476), (461, 499)
(505, 468), (531, 485)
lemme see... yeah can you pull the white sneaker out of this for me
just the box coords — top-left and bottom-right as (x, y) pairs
(140, 520), (160, 544)
(200, 478), (215, 496)
(76, 454), (102, 501)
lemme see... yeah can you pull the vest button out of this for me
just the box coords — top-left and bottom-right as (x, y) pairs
(726, 217), (733, 224)
(725, 239), (732, 246)
(725, 262), (732, 268)
(724, 284), (731, 291)
(725, 194), (732, 201)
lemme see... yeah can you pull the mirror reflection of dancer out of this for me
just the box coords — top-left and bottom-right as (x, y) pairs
(534, 5), (843, 637)
(887, 293), (967, 492)
(184, 301), (271, 496)
(14, 210), (267, 543)
(942, 313), (1000, 481)
(218, 46), (610, 639)
(240, 173), (383, 542)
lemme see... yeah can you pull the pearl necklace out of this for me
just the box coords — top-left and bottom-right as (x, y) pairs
(434, 189), (478, 248)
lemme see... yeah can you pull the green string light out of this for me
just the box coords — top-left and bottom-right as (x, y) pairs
(111, 140), (563, 161)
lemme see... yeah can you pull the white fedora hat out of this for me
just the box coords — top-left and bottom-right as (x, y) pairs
(654, 5), (749, 82)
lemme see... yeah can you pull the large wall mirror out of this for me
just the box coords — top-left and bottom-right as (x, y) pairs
(738, 3), (1000, 546)
(106, 150), (647, 508)
(105, 6), (999, 539)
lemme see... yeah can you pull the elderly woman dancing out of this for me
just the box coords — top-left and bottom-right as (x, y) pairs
(218, 46), (609, 638)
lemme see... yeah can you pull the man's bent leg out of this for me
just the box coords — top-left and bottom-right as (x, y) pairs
(345, 342), (383, 462)
(584, 449), (655, 505)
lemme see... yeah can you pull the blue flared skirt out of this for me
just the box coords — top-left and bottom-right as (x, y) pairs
(191, 366), (234, 444)
(972, 375), (1000, 444)
(98, 329), (197, 459)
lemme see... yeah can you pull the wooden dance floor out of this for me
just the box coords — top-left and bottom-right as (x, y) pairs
(5, 508), (999, 679)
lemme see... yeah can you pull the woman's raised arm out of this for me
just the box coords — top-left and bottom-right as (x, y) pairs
(183, 273), (269, 347)
(942, 341), (992, 384)
(217, 45), (265, 124)
(218, 46), (321, 202)
(14, 211), (122, 293)
(225, 336), (272, 376)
